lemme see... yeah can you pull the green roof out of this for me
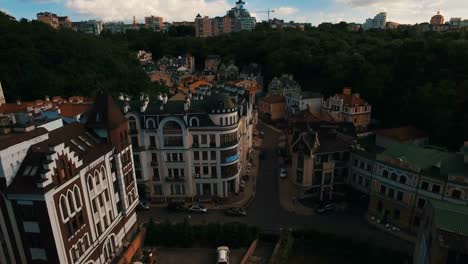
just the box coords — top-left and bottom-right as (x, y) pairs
(431, 199), (468, 236)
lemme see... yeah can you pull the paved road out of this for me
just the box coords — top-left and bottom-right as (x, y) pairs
(139, 123), (413, 254)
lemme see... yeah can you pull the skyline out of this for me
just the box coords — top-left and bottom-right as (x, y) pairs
(1, 0), (468, 25)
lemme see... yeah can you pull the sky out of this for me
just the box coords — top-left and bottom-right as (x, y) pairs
(1, 0), (468, 25)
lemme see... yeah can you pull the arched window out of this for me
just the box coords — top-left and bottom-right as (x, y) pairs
(146, 119), (155, 130)
(74, 187), (81, 209)
(190, 117), (199, 127)
(88, 176), (94, 191)
(95, 171), (100, 186)
(101, 166), (106, 182)
(399, 176), (407, 184)
(452, 190), (462, 199)
(163, 121), (182, 133)
(382, 170), (389, 178)
(67, 191), (75, 212)
(390, 173), (397, 181)
(60, 196), (69, 220)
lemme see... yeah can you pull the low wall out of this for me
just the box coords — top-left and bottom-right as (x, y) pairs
(240, 239), (258, 264)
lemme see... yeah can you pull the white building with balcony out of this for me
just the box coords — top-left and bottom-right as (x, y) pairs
(119, 85), (256, 202)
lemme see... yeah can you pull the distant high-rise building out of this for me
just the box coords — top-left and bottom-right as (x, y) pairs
(72, 20), (103, 35)
(449, 17), (462, 28)
(195, 0), (256, 37)
(430, 11), (444, 25)
(103, 22), (125, 34)
(145, 16), (163, 31)
(363, 12), (387, 30)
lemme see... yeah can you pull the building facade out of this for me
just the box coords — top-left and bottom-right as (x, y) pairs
(268, 74), (301, 96)
(258, 95), (285, 121)
(119, 86), (256, 202)
(430, 11), (444, 25)
(195, 0), (256, 37)
(350, 139), (468, 235)
(0, 91), (139, 264)
(363, 12), (387, 30)
(37, 12), (59, 29)
(322, 87), (372, 132)
(285, 91), (322, 115)
(145, 16), (163, 31)
(73, 20), (103, 35)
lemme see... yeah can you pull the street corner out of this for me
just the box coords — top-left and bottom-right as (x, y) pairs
(277, 177), (314, 216)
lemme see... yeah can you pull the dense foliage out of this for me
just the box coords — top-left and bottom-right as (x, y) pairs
(145, 218), (258, 248)
(0, 12), (155, 100)
(115, 23), (467, 149)
(1, 12), (465, 148)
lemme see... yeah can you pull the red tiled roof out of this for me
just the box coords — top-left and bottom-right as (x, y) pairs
(375, 126), (428, 142)
(58, 103), (91, 117)
(0, 102), (34, 114)
(336, 93), (368, 106)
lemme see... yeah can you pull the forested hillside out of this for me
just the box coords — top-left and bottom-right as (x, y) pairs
(0, 12), (466, 149)
(0, 12), (154, 100)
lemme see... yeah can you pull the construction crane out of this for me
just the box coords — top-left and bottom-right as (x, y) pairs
(254, 9), (275, 21)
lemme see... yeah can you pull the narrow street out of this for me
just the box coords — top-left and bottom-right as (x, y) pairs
(138, 122), (413, 254)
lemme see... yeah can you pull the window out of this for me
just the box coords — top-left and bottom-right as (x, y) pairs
(210, 134), (216, 146)
(353, 159), (358, 166)
(131, 136), (138, 147)
(413, 216), (421, 227)
(399, 176), (407, 184)
(202, 151), (208, 161)
(421, 181), (429, 191)
(377, 200), (383, 213)
(382, 170), (388, 178)
(153, 168), (160, 181)
(366, 164), (372, 172)
(129, 117), (137, 132)
(149, 136), (156, 147)
(417, 198), (426, 209)
(203, 166), (209, 176)
(60, 196), (69, 220)
(166, 153), (171, 161)
(201, 135), (207, 144)
(193, 135), (199, 146)
(365, 179), (370, 187)
(195, 167), (200, 177)
(396, 191), (403, 201)
(211, 166), (217, 178)
(194, 151), (199, 160)
(147, 119), (155, 129)
(219, 117), (223, 126)
(210, 151), (216, 161)
(74, 188), (81, 208)
(432, 185), (441, 194)
(172, 153), (178, 161)
(88, 176), (94, 190)
(190, 118), (199, 127)
(390, 173), (397, 181)
(179, 153), (183, 161)
(393, 209), (400, 220)
(154, 184), (162, 195)
(380, 185), (387, 194)
(452, 190), (462, 199)
(388, 188), (394, 199)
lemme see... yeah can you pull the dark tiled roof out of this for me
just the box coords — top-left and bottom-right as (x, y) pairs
(0, 128), (48, 151)
(375, 126), (428, 142)
(85, 90), (127, 129)
(7, 123), (114, 195)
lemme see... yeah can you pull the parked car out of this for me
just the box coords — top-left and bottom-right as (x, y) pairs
(224, 207), (247, 217)
(188, 204), (208, 213)
(217, 246), (230, 264)
(166, 202), (186, 212)
(315, 203), (335, 214)
(137, 201), (150, 211)
(279, 168), (287, 179)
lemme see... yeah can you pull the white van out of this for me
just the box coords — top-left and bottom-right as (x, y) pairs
(217, 246), (229, 264)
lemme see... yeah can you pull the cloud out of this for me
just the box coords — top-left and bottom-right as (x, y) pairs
(274, 6), (299, 16)
(65, 0), (231, 22)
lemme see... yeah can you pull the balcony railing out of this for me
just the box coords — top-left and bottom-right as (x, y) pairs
(165, 177), (185, 182)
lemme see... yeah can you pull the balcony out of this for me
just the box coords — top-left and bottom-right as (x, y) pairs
(165, 177), (185, 182)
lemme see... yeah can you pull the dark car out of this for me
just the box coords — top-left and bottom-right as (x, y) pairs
(224, 207), (247, 217)
(315, 203), (335, 214)
(166, 202), (186, 212)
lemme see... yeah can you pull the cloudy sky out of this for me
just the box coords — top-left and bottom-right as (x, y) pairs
(1, 0), (467, 25)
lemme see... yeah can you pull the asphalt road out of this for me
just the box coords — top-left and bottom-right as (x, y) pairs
(138, 122), (414, 254)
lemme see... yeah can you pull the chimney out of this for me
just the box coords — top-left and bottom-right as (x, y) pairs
(16, 99), (21, 105)
(118, 93), (124, 101)
(45, 95), (50, 101)
(343, 87), (352, 95)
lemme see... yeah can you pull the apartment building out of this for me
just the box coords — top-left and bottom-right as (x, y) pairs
(322, 87), (372, 132)
(119, 85), (256, 202)
(268, 74), (301, 96)
(72, 20), (103, 35)
(145, 16), (163, 32)
(0, 90), (138, 264)
(285, 91), (323, 115)
(350, 138), (468, 234)
(37, 12), (59, 29)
